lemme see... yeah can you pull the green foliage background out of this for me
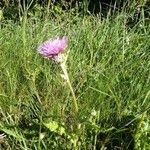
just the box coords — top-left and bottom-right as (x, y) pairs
(0, 0), (150, 149)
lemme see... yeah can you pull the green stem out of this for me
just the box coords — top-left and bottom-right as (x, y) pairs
(60, 62), (78, 113)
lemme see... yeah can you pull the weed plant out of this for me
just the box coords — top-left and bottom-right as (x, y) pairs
(0, 5), (150, 150)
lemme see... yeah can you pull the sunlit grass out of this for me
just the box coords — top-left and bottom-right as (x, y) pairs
(0, 9), (150, 149)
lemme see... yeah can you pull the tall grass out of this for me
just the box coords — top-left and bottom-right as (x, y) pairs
(0, 7), (150, 149)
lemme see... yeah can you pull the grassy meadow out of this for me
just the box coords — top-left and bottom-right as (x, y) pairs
(0, 4), (150, 150)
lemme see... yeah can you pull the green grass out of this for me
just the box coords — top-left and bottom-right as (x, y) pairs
(0, 9), (150, 150)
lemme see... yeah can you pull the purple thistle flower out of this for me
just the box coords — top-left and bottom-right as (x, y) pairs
(37, 36), (68, 59)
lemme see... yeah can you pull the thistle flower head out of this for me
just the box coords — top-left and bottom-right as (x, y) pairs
(37, 36), (68, 62)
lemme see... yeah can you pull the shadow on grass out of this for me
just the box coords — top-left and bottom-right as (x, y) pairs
(96, 115), (137, 150)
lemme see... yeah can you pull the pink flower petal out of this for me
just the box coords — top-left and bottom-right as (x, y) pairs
(37, 36), (68, 58)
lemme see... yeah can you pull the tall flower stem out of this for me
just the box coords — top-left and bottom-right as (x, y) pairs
(60, 62), (78, 113)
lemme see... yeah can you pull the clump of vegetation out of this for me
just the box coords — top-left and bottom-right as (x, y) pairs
(0, 1), (150, 149)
